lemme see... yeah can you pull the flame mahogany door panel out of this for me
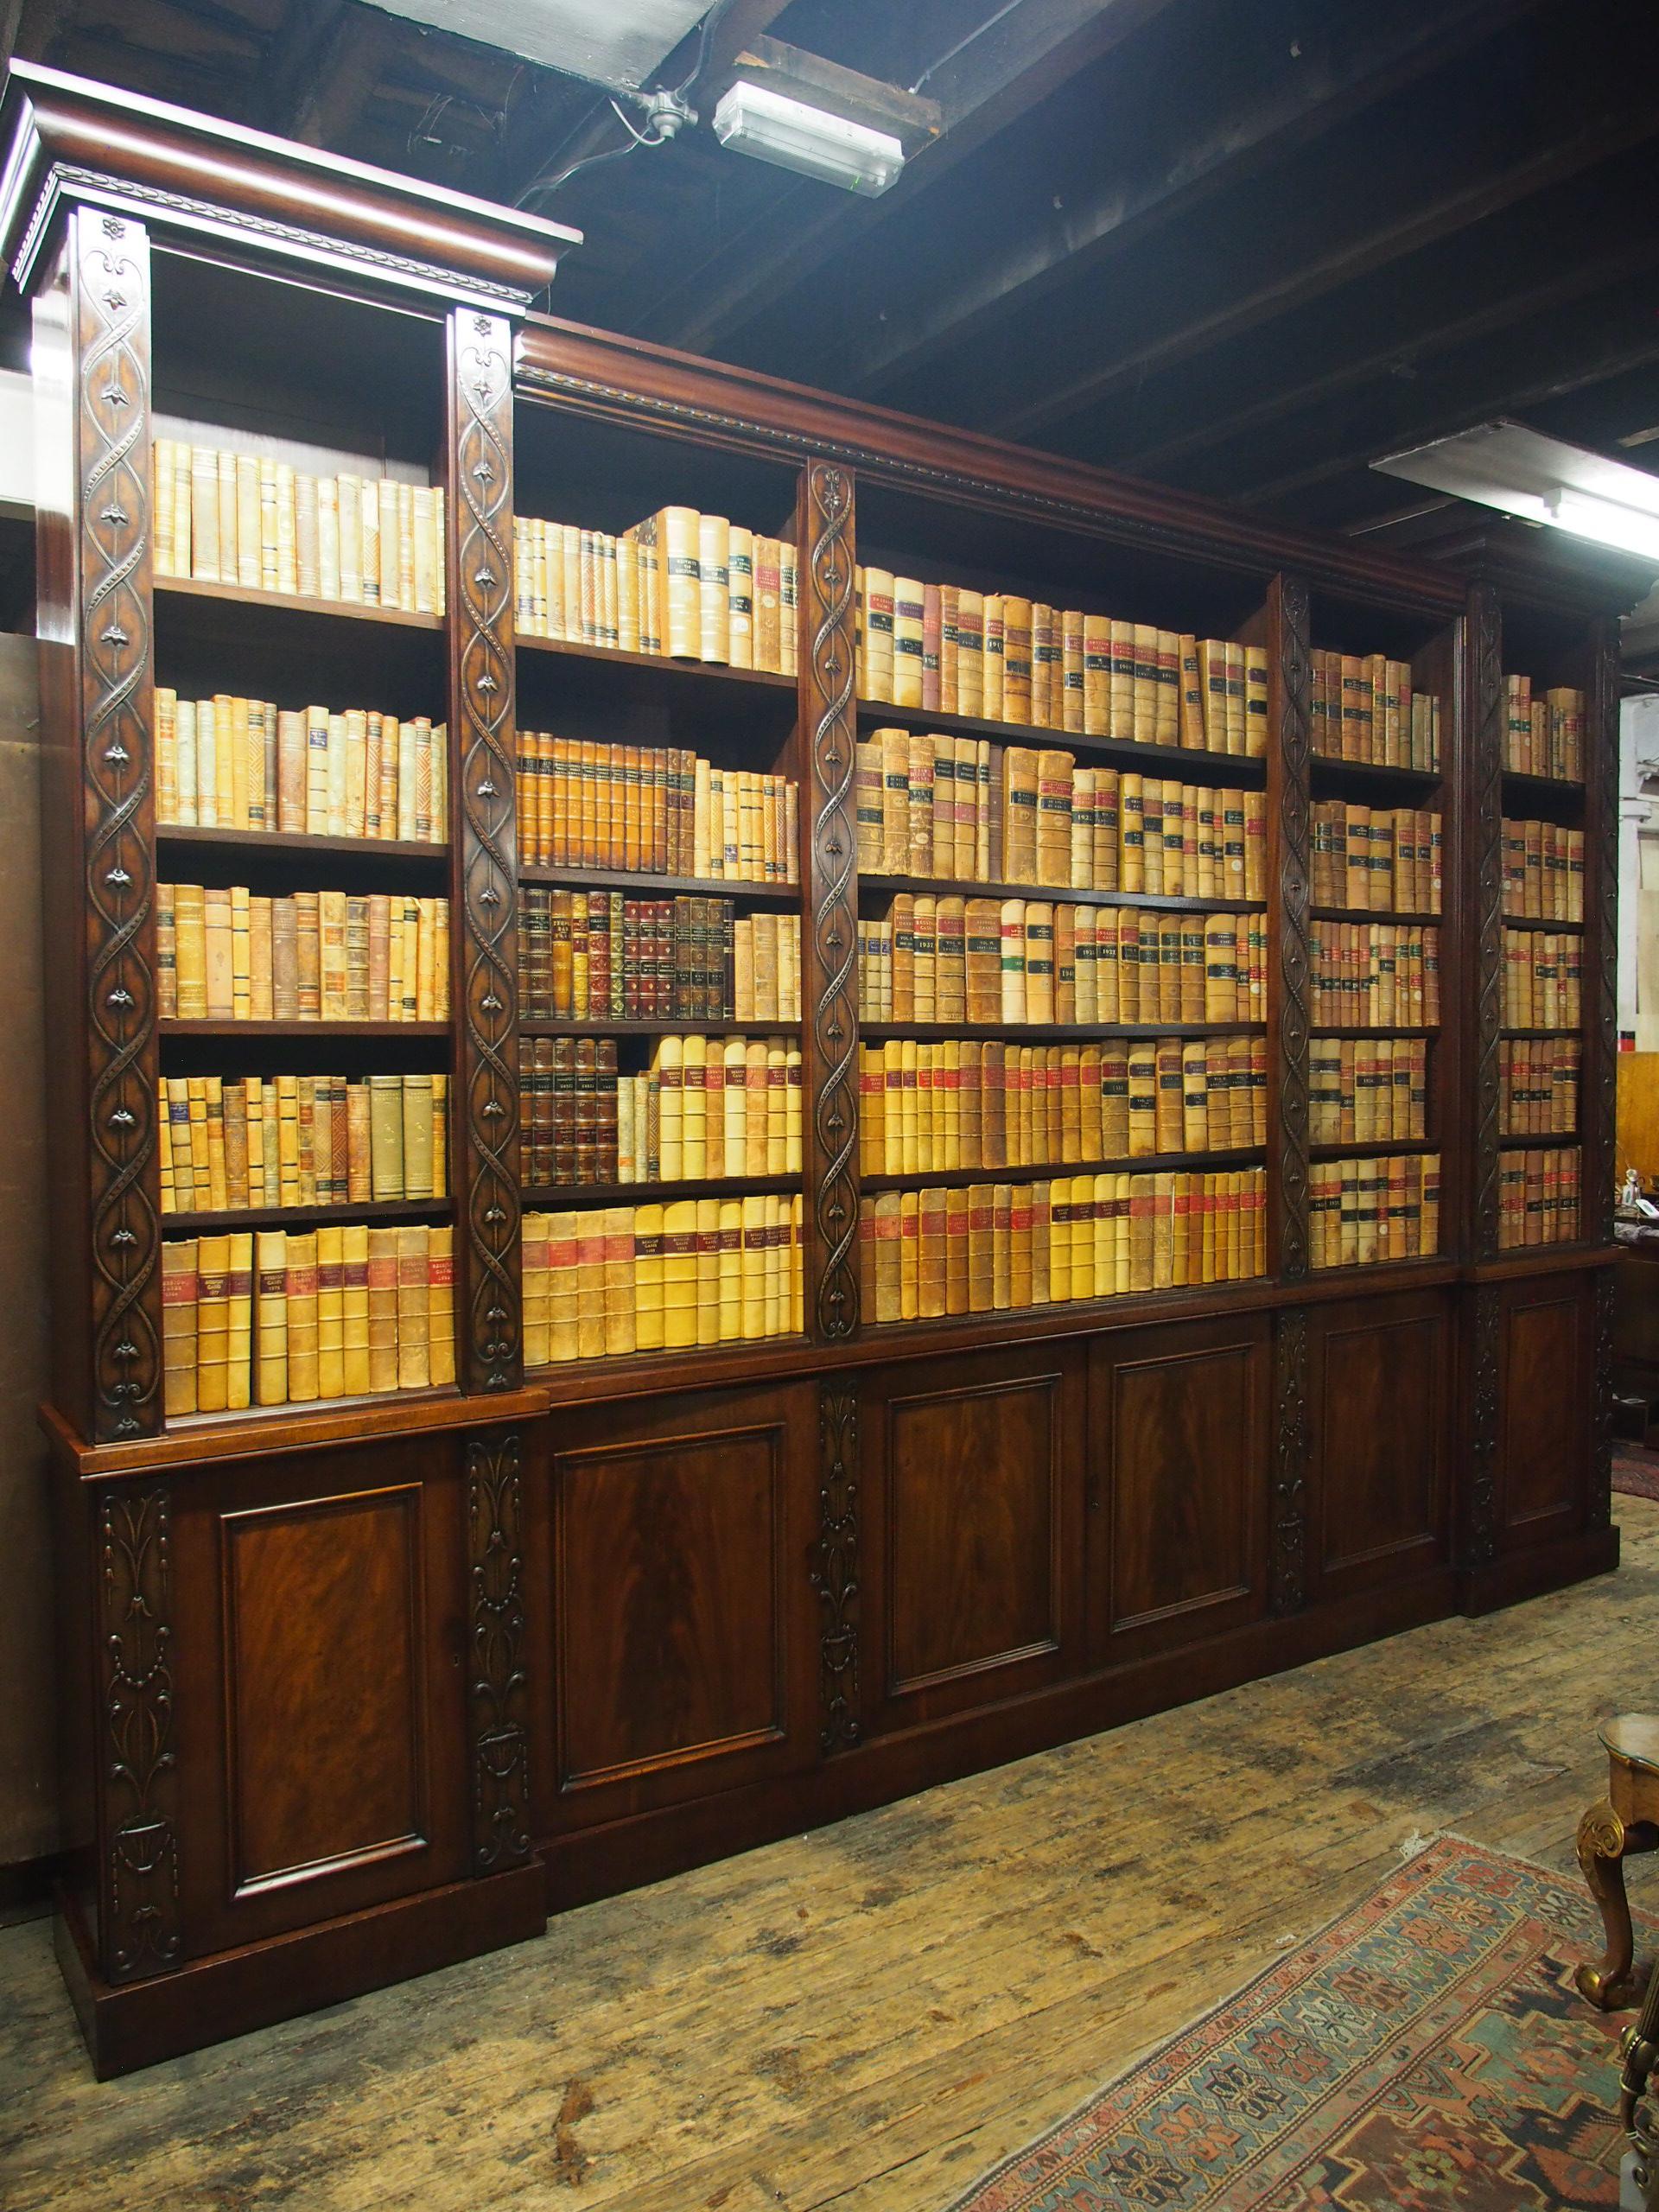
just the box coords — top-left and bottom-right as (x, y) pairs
(531, 1379), (820, 1829)
(1497, 1275), (1592, 1549)
(1085, 1313), (1271, 1666)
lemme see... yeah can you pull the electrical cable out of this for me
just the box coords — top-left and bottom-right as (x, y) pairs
(909, 0), (1027, 94)
(517, 0), (730, 207)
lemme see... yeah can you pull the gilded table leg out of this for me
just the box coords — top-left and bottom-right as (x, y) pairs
(1578, 1798), (1642, 2009)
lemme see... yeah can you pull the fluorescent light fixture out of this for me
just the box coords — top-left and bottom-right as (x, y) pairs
(1374, 420), (1659, 563)
(712, 80), (905, 195)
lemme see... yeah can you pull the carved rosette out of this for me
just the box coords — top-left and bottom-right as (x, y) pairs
(101, 1484), (180, 1979)
(466, 1430), (531, 1868)
(1464, 1281), (1501, 1570)
(1269, 1307), (1308, 1614)
(1592, 1268), (1615, 1531)
(811, 1382), (861, 1750)
(448, 310), (521, 1389)
(75, 210), (161, 1440)
(803, 461), (860, 1338)
(1275, 577), (1312, 1281)
(1470, 586), (1505, 1258)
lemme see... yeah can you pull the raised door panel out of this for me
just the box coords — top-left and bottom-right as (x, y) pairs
(537, 1381), (817, 1826)
(1311, 1294), (1451, 1600)
(171, 1435), (470, 1959)
(1499, 1284), (1588, 1544)
(861, 1343), (1085, 1732)
(1089, 1314), (1269, 1663)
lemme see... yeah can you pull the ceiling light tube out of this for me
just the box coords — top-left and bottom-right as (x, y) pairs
(711, 80), (905, 195)
(1544, 487), (1659, 562)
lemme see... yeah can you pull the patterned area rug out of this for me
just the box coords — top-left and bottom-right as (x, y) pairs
(950, 1836), (1640, 2211)
(1615, 1446), (1659, 1503)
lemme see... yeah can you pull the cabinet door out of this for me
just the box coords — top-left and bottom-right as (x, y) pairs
(535, 1380), (819, 1827)
(171, 1434), (470, 1958)
(1497, 1275), (1592, 1548)
(1087, 1313), (1270, 1666)
(1308, 1289), (1452, 1602)
(859, 1341), (1087, 1732)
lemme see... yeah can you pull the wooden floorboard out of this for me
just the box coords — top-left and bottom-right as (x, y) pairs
(3, 1502), (1656, 2210)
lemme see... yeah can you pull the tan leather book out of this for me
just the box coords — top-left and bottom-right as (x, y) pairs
(162, 1237), (199, 1416)
(283, 1230), (321, 1402)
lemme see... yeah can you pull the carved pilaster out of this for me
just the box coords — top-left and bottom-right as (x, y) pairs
(800, 461), (860, 1338)
(1587, 619), (1621, 1247)
(811, 1381), (861, 1750)
(466, 1429), (531, 1868)
(1469, 584), (1505, 1259)
(1464, 1281), (1501, 1570)
(100, 1484), (179, 1980)
(1270, 1308), (1308, 1614)
(447, 308), (521, 1389)
(1591, 1268), (1615, 1531)
(72, 209), (161, 1440)
(1272, 576), (1311, 1281)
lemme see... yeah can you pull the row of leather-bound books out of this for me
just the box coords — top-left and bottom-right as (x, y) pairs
(1310, 924), (1441, 1029)
(1502, 931), (1584, 1030)
(515, 735), (798, 880)
(156, 690), (448, 842)
(523, 1198), (804, 1363)
(1309, 1039), (1428, 1147)
(157, 886), (449, 1023)
(855, 730), (1267, 899)
(859, 1172), (1268, 1322)
(154, 440), (446, 613)
(520, 1035), (803, 1189)
(1307, 651), (1442, 770)
(1308, 1155), (1441, 1269)
(854, 575), (1268, 756)
(1309, 804), (1442, 913)
(1501, 819), (1586, 921)
(513, 508), (798, 672)
(1505, 677), (1585, 783)
(159, 1072), (448, 1214)
(860, 1036), (1265, 1177)
(1499, 1038), (1580, 1137)
(161, 1224), (454, 1416)
(857, 900), (1263, 1027)
(519, 892), (801, 1024)
(1497, 1148), (1582, 1249)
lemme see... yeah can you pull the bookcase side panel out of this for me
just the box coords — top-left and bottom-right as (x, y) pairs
(1466, 582), (1505, 1262)
(1268, 574), (1311, 1283)
(798, 461), (860, 1341)
(1584, 613), (1620, 1245)
(447, 308), (522, 1392)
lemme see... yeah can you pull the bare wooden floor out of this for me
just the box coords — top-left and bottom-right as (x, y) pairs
(6, 1504), (1657, 2212)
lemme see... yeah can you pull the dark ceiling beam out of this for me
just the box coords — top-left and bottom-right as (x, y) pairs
(498, 0), (792, 209)
(10, 0), (79, 64)
(1231, 294), (1659, 512)
(1118, 162), (1659, 480)
(990, 27), (1659, 443)
(637, 0), (1179, 355)
(828, 0), (1534, 399)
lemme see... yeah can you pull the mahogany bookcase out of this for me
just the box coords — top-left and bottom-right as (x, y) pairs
(2, 60), (1645, 2075)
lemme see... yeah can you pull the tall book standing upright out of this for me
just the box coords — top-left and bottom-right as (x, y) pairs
(3, 60), (1646, 2079)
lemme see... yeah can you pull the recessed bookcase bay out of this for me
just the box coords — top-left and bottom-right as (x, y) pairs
(4, 62), (1645, 2075)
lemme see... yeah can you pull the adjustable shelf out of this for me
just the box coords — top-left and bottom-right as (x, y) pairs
(860, 872), (1264, 912)
(854, 699), (1268, 785)
(517, 630), (797, 692)
(521, 1016), (799, 1037)
(859, 1020), (1264, 1042)
(161, 1198), (453, 1233)
(156, 574), (444, 631)
(157, 825), (449, 868)
(519, 863), (799, 902)
(861, 1149), (1265, 1191)
(523, 1173), (801, 1206)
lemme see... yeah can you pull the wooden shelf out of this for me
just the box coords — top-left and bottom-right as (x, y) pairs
(1497, 1134), (1580, 1148)
(518, 863), (799, 902)
(523, 1174), (800, 1206)
(860, 872), (1264, 913)
(861, 1148), (1264, 1191)
(518, 632), (798, 691)
(1310, 1140), (1435, 1160)
(156, 825), (448, 866)
(1309, 753), (1443, 791)
(162, 1198), (453, 1233)
(1313, 1025), (1440, 1038)
(859, 1020), (1263, 1042)
(521, 1017), (798, 1037)
(159, 1019), (450, 1039)
(1501, 913), (1584, 932)
(1501, 1027), (1582, 1039)
(1310, 905), (1442, 925)
(526, 1333), (809, 1389)
(853, 699), (1268, 785)
(156, 574), (443, 631)
(1503, 770), (1585, 801)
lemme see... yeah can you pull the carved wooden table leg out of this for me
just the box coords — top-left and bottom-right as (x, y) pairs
(1579, 1799), (1643, 2009)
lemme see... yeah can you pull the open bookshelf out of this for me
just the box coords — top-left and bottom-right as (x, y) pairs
(5, 60), (1648, 2076)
